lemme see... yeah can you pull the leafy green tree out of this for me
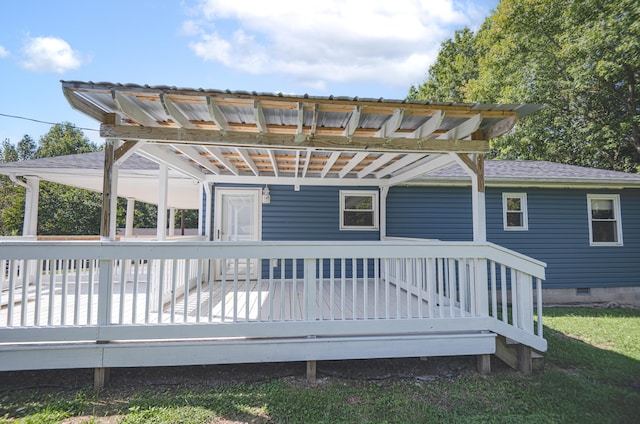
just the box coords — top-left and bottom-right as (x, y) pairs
(35, 122), (97, 158)
(408, 28), (480, 103)
(410, 0), (640, 172)
(17, 135), (36, 160)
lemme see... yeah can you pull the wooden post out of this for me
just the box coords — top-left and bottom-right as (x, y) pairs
(517, 344), (533, 375)
(306, 360), (317, 381)
(101, 139), (119, 241)
(477, 354), (491, 375)
(94, 367), (111, 389)
(97, 138), (119, 387)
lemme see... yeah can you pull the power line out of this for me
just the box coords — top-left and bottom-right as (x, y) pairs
(0, 112), (99, 132)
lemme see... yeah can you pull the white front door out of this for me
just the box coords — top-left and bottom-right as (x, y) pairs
(214, 188), (261, 279)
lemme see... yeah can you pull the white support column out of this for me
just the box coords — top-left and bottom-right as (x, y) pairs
(204, 183), (213, 240)
(169, 207), (176, 237)
(379, 186), (389, 240)
(23, 177), (40, 237)
(125, 198), (135, 237)
(157, 163), (168, 241)
(198, 183), (204, 236)
(471, 174), (487, 242)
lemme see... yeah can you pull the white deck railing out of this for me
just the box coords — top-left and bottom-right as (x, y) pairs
(0, 240), (546, 351)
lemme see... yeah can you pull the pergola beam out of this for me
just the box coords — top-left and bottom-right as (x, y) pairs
(203, 146), (239, 175)
(174, 145), (221, 175)
(138, 144), (206, 181)
(237, 148), (260, 176)
(101, 124), (490, 154)
(206, 97), (230, 132)
(112, 91), (157, 127)
(161, 94), (197, 129)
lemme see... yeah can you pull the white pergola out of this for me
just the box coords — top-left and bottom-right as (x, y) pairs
(60, 81), (540, 242)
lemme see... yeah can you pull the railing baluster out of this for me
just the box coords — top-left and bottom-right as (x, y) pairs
(279, 258), (285, 322)
(395, 258), (401, 319)
(47, 260), (55, 326)
(34, 260), (43, 326)
(245, 258), (251, 322)
(233, 259), (239, 322)
(86, 260), (94, 325)
(330, 258), (335, 320)
(510, 268), (518, 328)
(437, 258), (444, 318)
(373, 258), (379, 319)
(73, 259), (81, 325)
(536, 277), (543, 337)
(183, 259), (190, 322)
(208, 260), (215, 323)
(448, 259), (456, 317)
(20, 261), (29, 327)
(352, 258), (357, 320)
(221, 260), (227, 323)
(363, 257), (368, 319)
(196, 260), (203, 323)
(341, 258), (346, 320)
(490, 261), (497, 319)
(406, 258), (412, 319)
(268, 258), (274, 322)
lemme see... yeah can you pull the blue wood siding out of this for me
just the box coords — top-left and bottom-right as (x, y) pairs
(486, 187), (640, 290)
(386, 185), (640, 290)
(386, 186), (473, 240)
(212, 184), (640, 289)
(261, 185), (380, 241)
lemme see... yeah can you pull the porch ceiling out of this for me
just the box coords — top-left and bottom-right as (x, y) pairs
(62, 81), (541, 186)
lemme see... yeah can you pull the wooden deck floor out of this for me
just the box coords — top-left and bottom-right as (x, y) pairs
(1, 278), (458, 328)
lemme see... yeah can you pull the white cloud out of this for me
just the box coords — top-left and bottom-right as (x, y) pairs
(20, 36), (86, 73)
(186, 0), (491, 91)
(0, 45), (8, 58)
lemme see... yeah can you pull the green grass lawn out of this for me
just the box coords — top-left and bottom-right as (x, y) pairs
(1, 307), (639, 423)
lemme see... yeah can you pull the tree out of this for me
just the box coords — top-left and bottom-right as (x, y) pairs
(17, 135), (36, 160)
(408, 27), (480, 103)
(35, 122), (97, 158)
(410, 0), (640, 172)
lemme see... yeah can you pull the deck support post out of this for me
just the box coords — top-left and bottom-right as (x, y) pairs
(477, 354), (491, 375)
(517, 344), (533, 375)
(94, 367), (111, 389)
(306, 360), (317, 381)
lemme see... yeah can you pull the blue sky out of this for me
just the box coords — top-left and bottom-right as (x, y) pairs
(0, 0), (498, 146)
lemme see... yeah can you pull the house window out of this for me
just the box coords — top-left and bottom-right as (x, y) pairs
(340, 190), (378, 230)
(502, 193), (528, 231)
(587, 194), (622, 246)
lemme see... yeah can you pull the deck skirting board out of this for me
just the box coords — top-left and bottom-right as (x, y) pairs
(0, 332), (496, 371)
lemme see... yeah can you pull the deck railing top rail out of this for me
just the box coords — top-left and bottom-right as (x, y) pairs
(0, 240), (546, 280)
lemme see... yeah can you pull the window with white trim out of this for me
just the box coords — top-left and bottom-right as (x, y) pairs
(340, 190), (378, 230)
(587, 194), (623, 246)
(502, 193), (528, 231)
